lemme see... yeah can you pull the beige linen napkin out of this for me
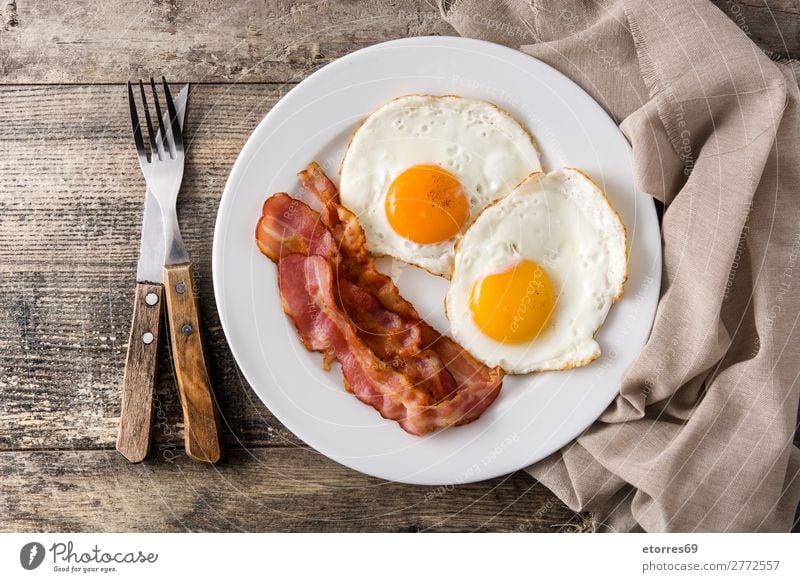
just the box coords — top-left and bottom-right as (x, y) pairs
(441, 0), (800, 532)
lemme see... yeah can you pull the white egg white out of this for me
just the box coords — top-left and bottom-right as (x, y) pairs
(339, 95), (541, 277)
(446, 168), (628, 373)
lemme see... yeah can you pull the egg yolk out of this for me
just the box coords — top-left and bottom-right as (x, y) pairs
(385, 165), (469, 244)
(469, 259), (556, 344)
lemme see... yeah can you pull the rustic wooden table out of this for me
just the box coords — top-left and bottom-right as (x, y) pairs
(1, 0), (797, 532)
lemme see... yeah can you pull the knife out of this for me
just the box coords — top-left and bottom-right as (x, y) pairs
(116, 85), (189, 463)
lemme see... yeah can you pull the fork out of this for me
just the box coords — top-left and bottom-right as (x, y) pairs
(127, 78), (223, 464)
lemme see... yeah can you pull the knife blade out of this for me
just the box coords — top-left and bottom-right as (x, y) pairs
(117, 85), (189, 463)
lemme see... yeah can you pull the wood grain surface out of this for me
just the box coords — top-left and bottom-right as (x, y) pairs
(0, 449), (587, 532)
(0, 1), (797, 84)
(0, 0), (797, 533)
(116, 282), (164, 463)
(163, 262), (223, 464)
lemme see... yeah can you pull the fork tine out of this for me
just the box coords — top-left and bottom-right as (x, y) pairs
(150, 77), (168, 157)
(126, 82), (146, 161)
(162, 77), (183, 152)
(138, 80), (158, 161)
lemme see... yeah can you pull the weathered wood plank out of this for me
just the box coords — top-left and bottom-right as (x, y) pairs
(0, 449), (584, 532)
(0, 84), (300, 450)
(0, 0), (456, 83)
(0, 1), (796, 84)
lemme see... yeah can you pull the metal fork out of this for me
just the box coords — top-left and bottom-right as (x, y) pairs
(126, 78), (223, 464)
(128, 78), (189, 266)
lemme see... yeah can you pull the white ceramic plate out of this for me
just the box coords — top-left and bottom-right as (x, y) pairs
(213, 36), (661, 485)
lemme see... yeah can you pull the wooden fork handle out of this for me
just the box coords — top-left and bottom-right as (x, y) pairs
(117, 282), (164, 463)
(163, 262), (223, 464)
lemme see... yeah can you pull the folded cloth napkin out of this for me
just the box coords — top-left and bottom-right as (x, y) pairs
(441, 0), (800, 532)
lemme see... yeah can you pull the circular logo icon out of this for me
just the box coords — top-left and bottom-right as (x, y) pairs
(20, 542), (45, 570)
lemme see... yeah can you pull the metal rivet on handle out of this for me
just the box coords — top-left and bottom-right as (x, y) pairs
(142, 332), (154, 345)
(145, 292), (158, 306)
(181, 324), (193, 336)
(175, 282), (186, 294)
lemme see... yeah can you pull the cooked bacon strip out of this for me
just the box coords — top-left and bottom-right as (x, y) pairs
(336, 279), (421, 359)
(258, 191), (422, 358)
(279, 254), (499, 435)
(296, 165), (476, 404)
(256, 163), (503, 434)
(258, 196), (460, 404)
(297, 163), (339, 227)
(337, 277), (458, 402)
(299, 163), (420, 321)
(258, 193), (425, 362)
(298, 162), (504, 392)
(279, 254), (420, 422)
(255, 193), (336, 262)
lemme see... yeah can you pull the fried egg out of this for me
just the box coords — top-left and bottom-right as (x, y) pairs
(339, 95), (541, 277)
(446, 168), (627, 373)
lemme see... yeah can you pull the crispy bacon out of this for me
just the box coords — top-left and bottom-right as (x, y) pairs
(256, 163), (503, 435)
(299, 162), (501, 394)
(256, 193), (336, 262)
(336, 279), (421, 359)
(298, 163), (419, 321)
(280, 254), (497, 435)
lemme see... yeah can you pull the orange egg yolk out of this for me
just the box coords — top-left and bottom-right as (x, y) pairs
(385, 165), (469, 244)
(469, 259), (556, 344)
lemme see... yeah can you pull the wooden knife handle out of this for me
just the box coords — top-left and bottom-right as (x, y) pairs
(163, 262), (223, 464)
(117, 282), (164, 463)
